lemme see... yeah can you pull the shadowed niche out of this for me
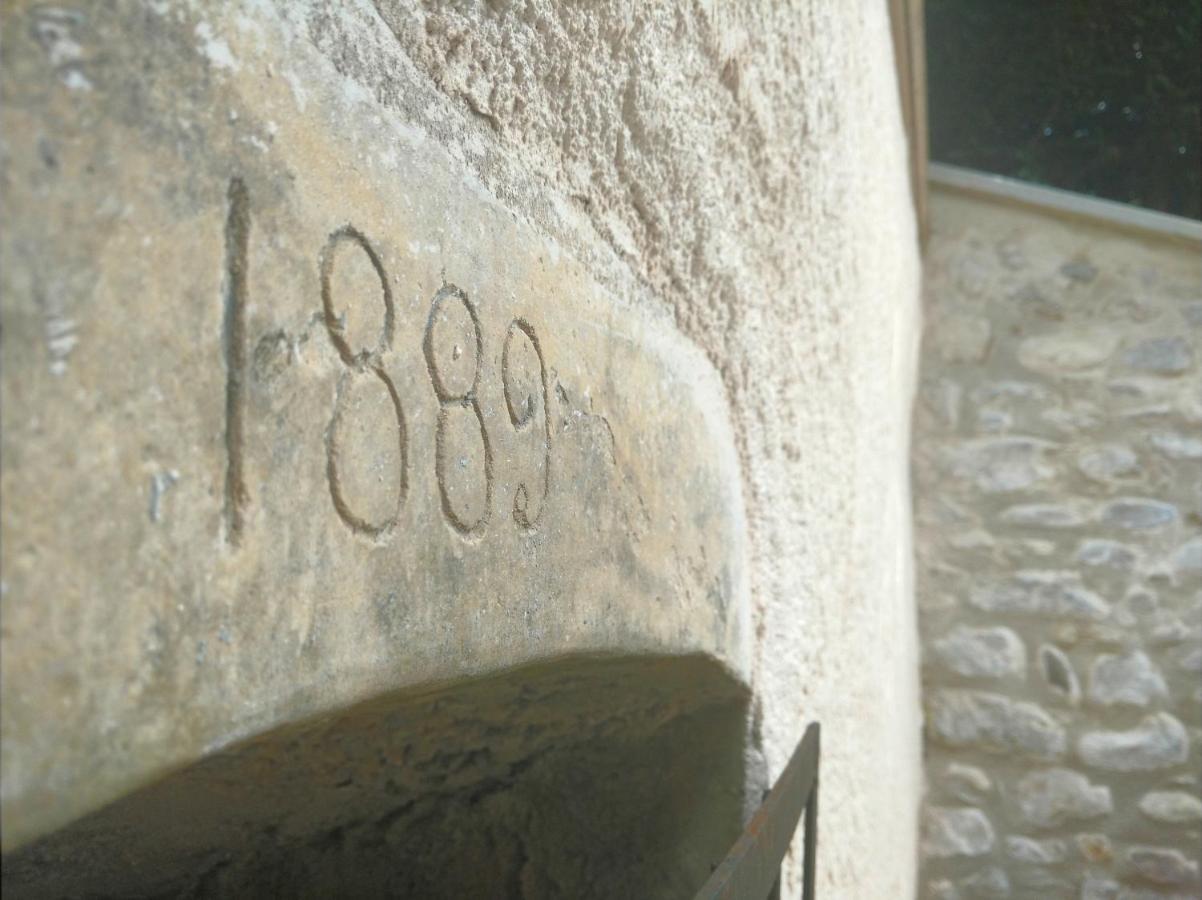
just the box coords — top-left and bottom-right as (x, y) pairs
(3, 654), (749, 899)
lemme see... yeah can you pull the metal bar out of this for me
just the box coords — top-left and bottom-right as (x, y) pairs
(693, 723), (820, 900)
(802, 759), (818, 900)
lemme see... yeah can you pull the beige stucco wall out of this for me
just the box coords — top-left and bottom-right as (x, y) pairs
(915, 182), (1202, 897)
(1, 2), (922, 896)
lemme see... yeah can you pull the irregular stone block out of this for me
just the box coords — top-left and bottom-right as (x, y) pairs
(950, 529), (996, 551)
(1100, 498), (1179, 530)
(1123, 337), (1194, 375)
(927, 690), (1066, 760)
(1116, 586), (1160, 626)
(932, 626), (1026, 679)
(1077, 713), (1189, 771)
(1179, 645), (1202, 674)
(1005, 834), (1067, 864)
(1138, 791), (1202, 825)
(1148, 431), (1202, 460)
(1042, 401), (1102, 432)
(933, 312), (993, 363)
(1076, 539), (1140, 571)
(928, 878), (961, 900)
(1125, 846), (1201, 886)
(922, 806), (995, 858)
(975, 407), (1012, 432)
(1018, 330), (1118, 375)
(971, 571), (1110, 621)
(1087, 650), (1168, 708)
(946, 436), (1058, 493)
(999, 503), (1089, 529)
(970, 379), (1050, 404)
(922, 377), (964, 430)
(1076, 833), (1114, 864)
(959, 866), (1011, 898)
(1079, 872), (1119, 900)
(1077, 444), (1140, 483)
(1170, 537), (1202, 583)
(944, 762), (993, 803)
(1015, 768), (1112, 828)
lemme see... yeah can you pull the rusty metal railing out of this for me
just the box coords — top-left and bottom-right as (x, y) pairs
(693, 722), (820, 900)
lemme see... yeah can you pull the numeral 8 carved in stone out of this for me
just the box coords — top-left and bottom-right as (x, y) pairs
(424, 286), (493, 536)
(320, 226), (407, 537)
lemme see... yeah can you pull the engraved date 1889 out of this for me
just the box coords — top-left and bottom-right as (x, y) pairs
(221, 178), (551, 545)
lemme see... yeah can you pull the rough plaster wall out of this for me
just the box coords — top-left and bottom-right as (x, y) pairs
(4, 0), (923, 894)
(915, 187), (1202, 898)
(338, 2), (923, 895)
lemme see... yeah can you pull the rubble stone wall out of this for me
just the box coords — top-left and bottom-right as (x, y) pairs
(915, 182), (1202, 898)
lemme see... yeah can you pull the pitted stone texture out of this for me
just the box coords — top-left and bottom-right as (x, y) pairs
(1, 0), (925, 896)
(1077, 713), (1189, 771)
(1014, 769), (1112, 829)
(1, 17), (753, 855)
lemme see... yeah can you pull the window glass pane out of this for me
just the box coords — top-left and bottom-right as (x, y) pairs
(927, 0), (1201, 219)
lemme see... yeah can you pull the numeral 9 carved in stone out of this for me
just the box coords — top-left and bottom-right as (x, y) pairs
(502, 319), (551, 528)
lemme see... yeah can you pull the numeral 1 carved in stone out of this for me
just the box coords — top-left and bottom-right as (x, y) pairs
(222, 177), (250, 546)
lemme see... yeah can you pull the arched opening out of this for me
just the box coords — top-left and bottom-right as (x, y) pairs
(4, 654), (749, 899)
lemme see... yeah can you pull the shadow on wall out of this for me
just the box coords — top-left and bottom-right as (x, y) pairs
(2, 654), (749, 899)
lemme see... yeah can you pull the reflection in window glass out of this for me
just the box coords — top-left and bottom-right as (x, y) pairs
(927, 1), (1201, 219)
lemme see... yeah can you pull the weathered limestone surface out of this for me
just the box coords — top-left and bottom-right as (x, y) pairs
(916, 185), (1202, 898)
(1, 2), (921, 897)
